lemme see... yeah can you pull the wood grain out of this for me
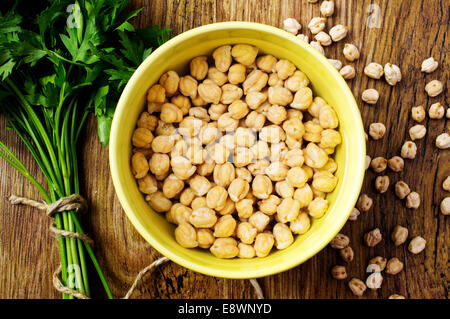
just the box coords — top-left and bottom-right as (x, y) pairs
(0, 0), (448, 299)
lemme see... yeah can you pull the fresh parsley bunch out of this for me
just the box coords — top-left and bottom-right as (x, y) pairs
(0, 0), (171, 298)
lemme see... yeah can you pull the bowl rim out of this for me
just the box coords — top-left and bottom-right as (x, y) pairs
(110, 21), (365, 278)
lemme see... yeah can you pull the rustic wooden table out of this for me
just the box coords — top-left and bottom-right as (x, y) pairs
(0, 0), (448, 299)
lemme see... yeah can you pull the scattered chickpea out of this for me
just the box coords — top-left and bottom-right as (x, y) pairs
(384, 63), (402, 86)
(425, 79), (443, 97)
(339, 65), (356, 80)
(366, 272), (383, 290)
(315, 31), (332, 46)
(328, 59), (342, 70)
(371, 156), (387, 173)
(421, 57), (438, 73)
(340, 246), (354, 262)
(309, 41), (325, 55)
(283, 18), (302, 34)
(395, 181), (411, 200)
(386, 258), (404, 275)
(428, 102), (445, 119)
(409, 124), (427, 141)
(348, 208), (360, 221)
(330, 233), (350, 249)
(442, 176), (450, 191)
(331, 265), (347, 280)
(368, 256), (387, 272)
(348, 278), (367, 297)
(364, 62), (384, 79)
(411, 105), (426, 122)
(343, 44), (360, 62)
(308, 17), (326, 34)
(329, 25), (348, 42)
(296, 34), (309, 42)
(391, 225), (408, 246)
(408, 236), (426, 254)
(369, 123), (386, 140)
(365, 155), (371, 170)
(405, 191), (420, 209)
(436, 133), (450, 149)
(387, 156), (404, 172)
(357, 193), (373, 212)
(440, 197), (450, 215)
(375, 175), (390, 193)
(400, 141), (417, 159)
(362, 89), (379, 105)
(364, 228), (382, 247)
(320, 1), (335, 17)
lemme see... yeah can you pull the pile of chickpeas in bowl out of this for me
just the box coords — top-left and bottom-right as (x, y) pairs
(130, 43), (342, 259)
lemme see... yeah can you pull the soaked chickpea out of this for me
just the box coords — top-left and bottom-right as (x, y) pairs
(206, 185), (229, 211)
(275, 180), (294, 198)
(228, 178), (250, 202)
(248, 211), (271, 232)
(179, 75), (198, 99)
(217, 112), (239, 131)
(196, 229), (215, 249)
(189, 207), (217, 228)
(238, 243), (256, 258)
(256, 55), (277, 73)
(138, 174), (158, 194)
(147, 84), (166, 103)
(214, 215), (237, 237)
(207, 67), (228, 87)
(197, 81), (222, 104)
(149, 153), (170, 176)
(312, 170), (338, 193)
(131, 152), (149, 179)
(180, 188), (196, 206)
(254, 233), (275, 257)
(243, 70), (269, 94)
(228, 64), (247, 84)
(304, 142), (329, 168)
(175, 222), (198, 248)
(275, 59), (296, 80)
(258, 195), (281, 215)
(221, 83), (243, 104)
(236, 199), (254, 219)
(231, 44), (259, 66)
(308, 197), (328, 218)
(132, 128), (154, 148)
(162, 174), (185, 198)
(266, 105), (288, 124)
(166, 203), (192, 225)
(213, 45), (232, 72)
(283, 149), (304, 167)
(190, 56), (208, 80)
(265, 162), (289, 181)
(291, 87), (313, 110)
(290, 212), (311, 234)
(245, 92), (268, 110)
(273, 223), (294, 249)
(293, 184), (313, 208)
(229, 100), (249, 120)
(234, 147), (254, 167)
(252, 174), (273, 199)
(268, 87), (294, 106)
(160, 103), (183, 123)
(146, 191), (172, 213)
(213, 163), (236, 188)
(210, 238), (239, 258)
(277, 197), (301, 223)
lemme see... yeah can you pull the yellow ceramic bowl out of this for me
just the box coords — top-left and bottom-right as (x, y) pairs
(110, 22), (365, 279)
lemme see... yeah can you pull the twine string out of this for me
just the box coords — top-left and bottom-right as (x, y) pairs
(9, 194), (265, 299)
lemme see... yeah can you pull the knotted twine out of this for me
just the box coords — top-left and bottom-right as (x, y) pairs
(9, 194), (265, 299)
